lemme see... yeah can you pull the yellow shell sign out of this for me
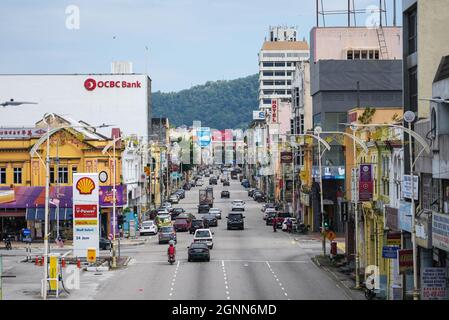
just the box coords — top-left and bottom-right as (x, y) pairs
(75, 219), (98, 225)
(76, 177), (96, 195)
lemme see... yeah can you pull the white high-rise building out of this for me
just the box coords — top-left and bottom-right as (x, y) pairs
(258, 26), (309, 109)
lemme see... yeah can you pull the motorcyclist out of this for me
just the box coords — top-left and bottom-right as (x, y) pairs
(167, 241), (176, 260)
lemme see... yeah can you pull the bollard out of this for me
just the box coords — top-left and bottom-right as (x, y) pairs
(39, 256), (44, 266)
(35, 256), (39, 266)
(76, 258), (81, 269)
(61, 258), (66, 268)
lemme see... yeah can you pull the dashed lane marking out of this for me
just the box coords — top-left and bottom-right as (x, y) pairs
(266, 261), (291, 300)
(168, 260), (180, 300)
(222, 260), (231, 300)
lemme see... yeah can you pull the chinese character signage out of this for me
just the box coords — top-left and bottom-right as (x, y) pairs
(402, 174), (419, 200)
(432, 212), (449, 252)
(359, 164), (373, 201)
(0, 128), (46, 139)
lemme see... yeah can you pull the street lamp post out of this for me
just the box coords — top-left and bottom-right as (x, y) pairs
(315, 126), (326, 255)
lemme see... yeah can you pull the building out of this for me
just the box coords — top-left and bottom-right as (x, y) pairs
(0, 63), (152, 140)
(309, 25), (403, 232)
(258, 26), (309, 109)
(0, 114), (124, 239)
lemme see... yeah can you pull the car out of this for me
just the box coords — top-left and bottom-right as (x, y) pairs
(139, 220), (158, 235)
(169, 194), (179, 204)
(205, 173), (210, 177)
(157, 208), (169, 215)
(158, 225), (177, 244)
(221, 190), (230, 198)
(248, 188), (257, 197)
(209, 177), (218, 185)
(202, 214), (218, 227)
(175, 189), (185, 199)
(187, 242), (210, 262)
(198, 204), (210, 214)
(263, 208), (277, 220)
(223, 180), (230, 186)
(275, 212), (292, 228)
(171, 207), (185, 219)
(162, 202), (173, 212)
(99, 237), (112, 250)
(196, 179), (204, 186)
(193, 229), (214, 249)
(189, 219), (205, 234)
(231, 200), (245, 211)
(177, 212), (196, 221)
(253, 192), (266, 202)
(183, 183), (191, 190)
(208, 208), (222, 219)
(155, 214), (171, 228)
(227, 212), (245, 230)
(262, 203), (277, 212)
(173, 217), (191, 232)
(282, 218), (298, 231)
(242, 180), (250, 188)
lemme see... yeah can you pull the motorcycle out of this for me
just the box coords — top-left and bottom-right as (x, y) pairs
(295, 223), (310, 234)
(3, 235), (13, 250)
(168, 254), (176, 265)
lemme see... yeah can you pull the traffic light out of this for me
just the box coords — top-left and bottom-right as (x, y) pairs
(117, 215), (126, 229)
(323, 212), (330, 231)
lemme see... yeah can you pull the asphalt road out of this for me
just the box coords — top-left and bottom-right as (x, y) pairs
(88, 176), (353, 300)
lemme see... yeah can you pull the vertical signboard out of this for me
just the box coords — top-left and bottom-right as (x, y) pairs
(73, 173), (99, 258)
(432, 212), (449, 252)
(271, 99), (278, 124)
(398, 249), (413, 274)
(402, 175), (419, 200)
(421, 267), (448, 300)
(359, 164), (373, 202)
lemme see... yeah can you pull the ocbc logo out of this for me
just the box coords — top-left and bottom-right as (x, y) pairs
(84, 78), (96, 91)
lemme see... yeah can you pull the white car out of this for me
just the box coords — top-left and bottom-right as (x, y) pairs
(196, 179), (204, 186)
(193, 228), (214, 249)
(282, 218), (298, 231)
(139, 220), (158, 235)
(157, 208), (169, 215)
(169, 194), (179, 204)
(209, 208), (222, 219)
(231, 200), (245, 211)
(263, 208), (277, 220)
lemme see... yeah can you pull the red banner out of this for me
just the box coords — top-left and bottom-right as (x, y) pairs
(74, 204), (98, 218)
(359, 164), (373, 202)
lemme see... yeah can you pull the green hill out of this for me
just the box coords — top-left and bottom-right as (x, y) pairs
(152, 74), (258, 129)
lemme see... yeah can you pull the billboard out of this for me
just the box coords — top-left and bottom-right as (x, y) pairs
(73, 173), (99, 258)
(253, 110), (265, 120)
(196, 127), (211, 147)
(271, 99), (279, 123)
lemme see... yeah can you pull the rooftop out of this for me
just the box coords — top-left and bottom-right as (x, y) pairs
(261, 41), (309, 51)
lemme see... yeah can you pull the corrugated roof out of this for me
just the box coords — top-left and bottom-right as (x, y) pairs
(261, 41), (309, 51)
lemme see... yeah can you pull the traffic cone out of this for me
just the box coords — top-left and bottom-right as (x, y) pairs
(39, 256), (44, 266)
(35, 256), (39, 266)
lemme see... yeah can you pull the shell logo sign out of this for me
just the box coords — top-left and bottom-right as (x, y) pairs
(76, 177), (96, 195)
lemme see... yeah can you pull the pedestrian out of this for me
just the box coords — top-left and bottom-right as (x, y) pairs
(273, 216), (277, 232)
(287, 218), (292, 233)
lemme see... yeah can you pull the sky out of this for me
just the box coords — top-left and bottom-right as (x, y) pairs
(0, 0), (401, 92)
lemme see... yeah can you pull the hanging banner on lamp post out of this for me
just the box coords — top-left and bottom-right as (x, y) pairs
(359, 164), (373, 202)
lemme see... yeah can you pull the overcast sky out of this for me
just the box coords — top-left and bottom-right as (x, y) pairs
(0, 0), (402, 92)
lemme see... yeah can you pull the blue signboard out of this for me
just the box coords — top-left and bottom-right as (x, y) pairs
(23, 228), (31, 237)
(196, 127), (211, 147)
(382, 246), (400, 259)
(399, 200), (412, 232)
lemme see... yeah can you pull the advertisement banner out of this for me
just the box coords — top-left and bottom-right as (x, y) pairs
(253, 110), (265, 120)
(432, 212), (449, 252)
(359, 164), (373, 201)
(421, 267), (448, 300)
(399, 200), (412, 232)
(0, 128), (46, 139)
(73, 173), (99, 258)
(280, 152), (293, 163)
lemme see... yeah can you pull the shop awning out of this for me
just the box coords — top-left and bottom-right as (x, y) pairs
(0, 210), (26, 217)
(26, 207), (73, 221)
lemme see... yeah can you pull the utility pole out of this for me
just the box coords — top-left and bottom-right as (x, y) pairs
(352, 125), (360, 288)
(315, 126), (326, 256)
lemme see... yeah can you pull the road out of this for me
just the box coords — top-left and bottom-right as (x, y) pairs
(85, 177), (353, 300)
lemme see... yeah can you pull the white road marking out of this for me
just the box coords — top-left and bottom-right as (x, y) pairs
(222, 260), (231, 300)
(266, 261), (291, 300)
(167, 261), (180, 300)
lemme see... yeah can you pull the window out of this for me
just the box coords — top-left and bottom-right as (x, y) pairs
(58, 166), (69, 184)
(263, 99), (271, 105)
(286, 80), (291, 85)
(0, 167), (6, 184)
(263, 62), (274, 67)
(409, 67), (418, 112)
(286, 90), (291, 95)
(274, 62), (285, 67)
(287, 71), (292, 76)
(274, 71), (285, 76)
(375, 51), (379, 59)
(354, 51), (360, 59)
(263, 90), (274, 95)
(408, 9), (417, 54)
(72, 166), (77, 174)
(361, 50), (367, 59)
(263, 80), (274, 86)
(347, 51), (353, 60)
(50, 167), (55, 184)
(275, 80), (285, 86)
(275, 90), (285, 95)
(369, 50), (374, 59)
(13, 167), (22, 184)
(263, 71), (274, 76)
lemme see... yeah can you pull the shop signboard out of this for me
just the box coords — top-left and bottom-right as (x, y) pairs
(387, 232), (401, 246)
(382, 246), (400, 259)
(432, 212), (449, 252)
(398, 249), (413, 274)
(402, 174), (419, 200)
(421, 267), (448, 300)
(398, 200), (412, 233)
(73, 173), (99, 258)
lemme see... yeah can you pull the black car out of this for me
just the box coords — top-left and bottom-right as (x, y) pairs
(209, 178), (218, 185)
(188, 242), (210, 262)
(223, 180), (230, 186)
(227, 213), (245, 230)
(189, 219), (205, 234)
(198, 204), (210, 214)
(221, 190), (230, 198)
(183, 183), (191, 190)
(171, 207), (185, 219)
(99, 237), (112, 250)
(248, 188), (257, 197)
(253, 192), (266, 202)
(202, 214), (218, 227)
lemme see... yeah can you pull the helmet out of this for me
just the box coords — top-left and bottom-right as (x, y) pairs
(169, 240), (175, 246)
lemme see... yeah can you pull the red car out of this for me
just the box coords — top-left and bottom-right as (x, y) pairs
(173, 218), (191, 232)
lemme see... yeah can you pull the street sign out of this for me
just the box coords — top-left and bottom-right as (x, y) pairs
(326, 231), (336, 241)
(402, 175), (419, 200)
(23, 228), (31, 237)
(404, 110), (416, 123)
(421, 267), (448, 300)
(387, 232), (401, 246)
(87, 248), (97, 263)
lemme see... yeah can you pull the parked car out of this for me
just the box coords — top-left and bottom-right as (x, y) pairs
(242, 180), (250, 188)
(157, 208), (169, 215)
(155, 214), (171, 228)
(253, 191), (266, 202)
(208, 208), (222, 219)
(158, 225), (177, 244)
(175, 189), (185, 199)
(139, 220), (158, 235)
(171, 207), (185, 219)
(173, 217), (191, 232)
(189, 219), (205, 234)
(187, 242), (210, 262)
(266, 212), (277, 225)
(227, 212), (245, 230)
(202, 214), (218, 227)
(198, 204), (210, 214)
(221, 190), (230, 198)
(272, 212), (292, 228)
(193, 229), (214, 249)
(248, 188), (257, 197)
(263, 208), (277, 220)
(209, 177), (218, 185)
(196, 179), (204, 186)
(99, 237), (112, 250)
(169, 194), (180, 204)
(183, 183), (191, 190)
(231, 200), (245, 211)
